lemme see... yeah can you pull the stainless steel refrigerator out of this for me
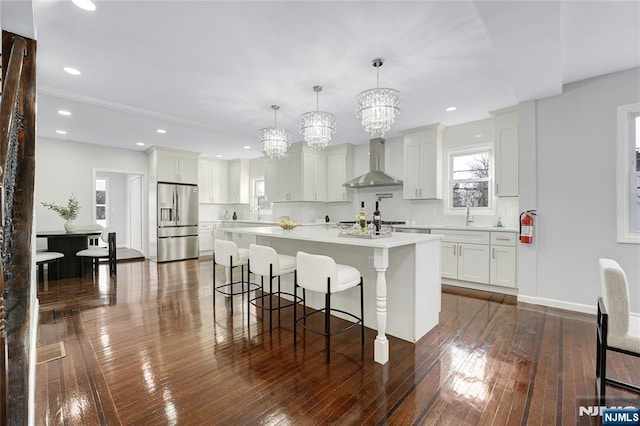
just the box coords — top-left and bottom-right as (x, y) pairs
(157, 183), (199, 262)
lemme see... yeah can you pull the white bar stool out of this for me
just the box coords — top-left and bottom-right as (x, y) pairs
(248, 244), (299, 332)
(294, 251), (364, 363)
(35, 251), (64, 285)
(213, 239), (254, 314)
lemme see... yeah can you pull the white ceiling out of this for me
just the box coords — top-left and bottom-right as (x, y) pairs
(3, 1), (640, 159)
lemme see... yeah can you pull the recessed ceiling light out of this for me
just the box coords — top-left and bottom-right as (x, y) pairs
(216, 154), (223, 158)
(56, 130), (67, 135)
(475, 134), (483, 138)
(156, 129), (166, 134)
(445, 106), (457, 112)
(63, 67), (81, 75)
(136, 142), (145, 146)
(243, 145), (251, 150)
(58, 110), (72, 116)
(72, 0), (96, 11)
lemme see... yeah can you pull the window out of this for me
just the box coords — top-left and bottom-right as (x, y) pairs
(616, 102), (640, 243)
(251, 177), (271, 215)
(448, 147), (492, 211)
(95, 178), (108, 228)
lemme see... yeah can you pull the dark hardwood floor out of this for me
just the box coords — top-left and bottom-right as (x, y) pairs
(34, 258), (640, 425)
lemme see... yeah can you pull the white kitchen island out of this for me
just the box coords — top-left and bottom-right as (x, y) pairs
(218, 225), (442, 364)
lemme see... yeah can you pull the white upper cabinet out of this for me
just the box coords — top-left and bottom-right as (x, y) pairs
(228, 159), (250, 204)
(198, 158), (228, 203)
(264, 158), (279, 203)
(265, 143), (327, 202)
(155, 148), (199, 184)
(402, 124), (444, 200)
(492, 107), (519, 197)
(326, 144), (354, 202)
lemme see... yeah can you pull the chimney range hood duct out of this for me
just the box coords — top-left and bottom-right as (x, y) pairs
(344, 138), (403, 188)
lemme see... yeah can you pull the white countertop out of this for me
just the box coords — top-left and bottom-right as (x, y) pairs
(219, 226), (442, 249)
(393, 224), (518, 233)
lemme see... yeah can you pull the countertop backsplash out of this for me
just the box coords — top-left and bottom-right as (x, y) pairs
(198, 190), (519, 229)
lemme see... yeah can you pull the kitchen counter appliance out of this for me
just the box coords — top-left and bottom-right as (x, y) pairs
(157, 183), (199, 262)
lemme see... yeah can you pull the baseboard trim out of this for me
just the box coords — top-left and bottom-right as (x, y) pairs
(517, 294), (596, 314)
(442, 279), (518, 296)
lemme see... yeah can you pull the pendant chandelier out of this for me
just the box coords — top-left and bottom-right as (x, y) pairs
(355, 58), (401, 137)
(258, 105), (291, 159)
(299, 85), (336, 150)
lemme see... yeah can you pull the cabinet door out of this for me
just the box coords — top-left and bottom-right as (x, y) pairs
(403, 138), (421, 199)
(494, 109), (519, 197)
(419, 138), (441, 199)
(178, 158), (198, 184)
(158, 156), (179, 182)
(264, 158), (279, 203)
(490, 245), (517, 287)
(198, 160), (213, 203)
(211, 164), (229, 203)
(312, 152), (327, 201)
(282, 151), (303, 201)
(495, 125), (518, 196)
(457, 243), (490, 284)
(327, 154), (346, 201)
(441, 241), (458, 279)
(229, 162), (241, 204)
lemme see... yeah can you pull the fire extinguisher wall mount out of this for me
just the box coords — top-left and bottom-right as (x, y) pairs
(519, 210), (537, 244)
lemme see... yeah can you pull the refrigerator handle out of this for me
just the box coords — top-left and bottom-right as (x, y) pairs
(175, 189), (180, 222)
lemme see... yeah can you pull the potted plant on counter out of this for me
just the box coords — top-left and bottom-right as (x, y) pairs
(42, 194), (80, 232)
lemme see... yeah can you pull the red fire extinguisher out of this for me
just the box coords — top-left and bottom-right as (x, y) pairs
(519, 210), (537, 244)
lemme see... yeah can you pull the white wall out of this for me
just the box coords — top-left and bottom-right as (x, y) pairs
(518, 67), (640, 313)
(36, 138), (147, 249)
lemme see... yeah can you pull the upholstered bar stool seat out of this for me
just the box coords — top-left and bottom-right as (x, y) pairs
(596, 258), (640, 404)
(248, 244), (299, 332)
(213, 239), (255, 314)
(35, 251), (64, 284)
(294, 251), (364, 363)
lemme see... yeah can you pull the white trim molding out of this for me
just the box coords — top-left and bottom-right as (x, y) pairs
(617, 102), (640, 244)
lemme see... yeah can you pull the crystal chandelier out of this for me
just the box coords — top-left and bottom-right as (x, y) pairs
(258, 105), (291, 159)
(355, 58), (401, 137)
(299, 85), (336, 150)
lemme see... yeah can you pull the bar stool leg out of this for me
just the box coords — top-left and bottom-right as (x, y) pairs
(325, 278), (331, 364)
(360, 278), (365, 345)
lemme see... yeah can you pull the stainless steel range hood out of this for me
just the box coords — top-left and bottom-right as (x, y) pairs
(344, 138), (403, 188)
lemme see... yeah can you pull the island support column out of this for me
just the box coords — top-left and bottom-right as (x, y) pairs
(373, 247), (389, 364)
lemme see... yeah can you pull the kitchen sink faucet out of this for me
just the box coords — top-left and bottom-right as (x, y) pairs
(465, 206), (473, 226)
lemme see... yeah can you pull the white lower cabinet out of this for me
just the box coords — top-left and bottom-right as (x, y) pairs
(434, 229), (517, 288)
(458, 243), (490, 283)
(489, 232), (517, 287)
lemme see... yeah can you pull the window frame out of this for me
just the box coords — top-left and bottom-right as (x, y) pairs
(616, 102), (640, 244)
(251, 176), (271, 215)
(446, 144), (495, 214)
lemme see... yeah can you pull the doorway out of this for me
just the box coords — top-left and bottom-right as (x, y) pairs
(93, 169), (145, 255)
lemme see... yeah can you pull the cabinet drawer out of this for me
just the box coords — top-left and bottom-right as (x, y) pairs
(490, 232), (517, 246)
(431, 229), (490, 244)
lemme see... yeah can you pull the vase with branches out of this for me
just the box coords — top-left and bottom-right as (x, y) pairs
(42, 194), (80, 232)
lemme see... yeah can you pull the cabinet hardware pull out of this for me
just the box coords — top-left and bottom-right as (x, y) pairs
(496, 237), (509, 241)
(492, 248), (495, 259)
(453, 245), (456, 256)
